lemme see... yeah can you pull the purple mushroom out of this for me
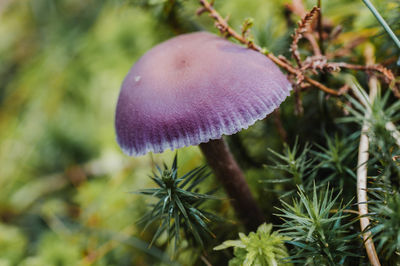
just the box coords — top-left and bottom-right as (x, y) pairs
(115, 32), (291, 230)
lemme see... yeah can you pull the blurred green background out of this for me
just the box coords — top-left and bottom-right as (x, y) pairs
(0, 0), (396, 265)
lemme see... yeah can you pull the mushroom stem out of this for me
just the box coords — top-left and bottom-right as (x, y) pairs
(199, 138), (264, 231)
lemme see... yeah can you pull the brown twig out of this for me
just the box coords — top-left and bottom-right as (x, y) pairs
(301, 55), (339, 73)
(305, 33), (322, 56)
(290, 6), (320, 66)
(286, 1), (321, 56)
(300, 57), (399, 97)
(329, 62), (394, 81)
(317, 0), (324, 54)
(293, 86), (304, 115)
(273, 109), (287, 142)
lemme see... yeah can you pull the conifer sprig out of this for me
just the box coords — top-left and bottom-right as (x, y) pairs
(366, 173), (400, 262)
(136, 155), (220, 251)
(264, 139), (316, 197)
(312, 133), (358, 187)
(276, 185), (358, 265)
(369, 190), (400, 262)
(339, 80), (400, 179)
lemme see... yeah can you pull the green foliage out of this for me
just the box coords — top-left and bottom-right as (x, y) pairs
(214, 223), (291, 266)
(22, 233), (81, 266)
(311, 133), (358, 189)
(0, 223), (27, 265)
(277, 185), (357, 265)
(366, 151), (400, 263)
(369, 190), (400, 262)
(340, 80), (400, 179)
(137, 155), (220, 251)
(267, 139), (315, 188)
(313, 134), (355, 174)
(265, 134), (357, 195)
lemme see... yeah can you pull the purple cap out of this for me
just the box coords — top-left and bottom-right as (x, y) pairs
(115, 32), (292, 156)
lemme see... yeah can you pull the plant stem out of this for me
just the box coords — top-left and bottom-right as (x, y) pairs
(317, 0), (324, 54)
(199, 138), (264, 231)
(355, 45), (381, 266)
(362, 0), (400, 50)
(356, 89), (381, 266)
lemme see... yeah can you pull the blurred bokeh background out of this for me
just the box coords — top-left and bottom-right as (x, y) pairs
(0, 0), (398, 265)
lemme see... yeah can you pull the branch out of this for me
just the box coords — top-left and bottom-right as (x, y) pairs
(355, 45), (381, 266)
(286, 0), (321, 56)
(330, 62), (395, 82)
(273, 109), (287, 142)
(316, 0), (324, 54)
(301, 58), (399, 98)
(290, 6), (320, 66)
(333, 62), (399, 98)
(355, 87), (381, 266)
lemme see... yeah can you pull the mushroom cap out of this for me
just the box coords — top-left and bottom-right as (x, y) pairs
(115, 32), (292, 156)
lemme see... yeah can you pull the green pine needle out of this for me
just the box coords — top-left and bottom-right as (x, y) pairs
(263, 138), (317, 197)
(370, 192), (400, 261)
(136, 154), (220, 252)
(339, 79), (400, 180)
(366, 176), (400, 262)
(311, 133), (358, 187)
(276, 184), (358, 265)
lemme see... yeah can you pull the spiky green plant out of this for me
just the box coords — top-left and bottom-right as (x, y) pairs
(264, 138), (316, 197)
(308, 133), (359, 199)
(214, 223), (291, 266)
(366, 172), (400, 263)
(276, 185), (358, 265)
(339, 79), (400, 182)
(137, 155), (220, 251)
(312, 134), (357, 182)
(369, 189), (400, 263)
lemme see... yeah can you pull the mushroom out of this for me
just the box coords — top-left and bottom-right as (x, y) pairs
(115, 32), (291, 231)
